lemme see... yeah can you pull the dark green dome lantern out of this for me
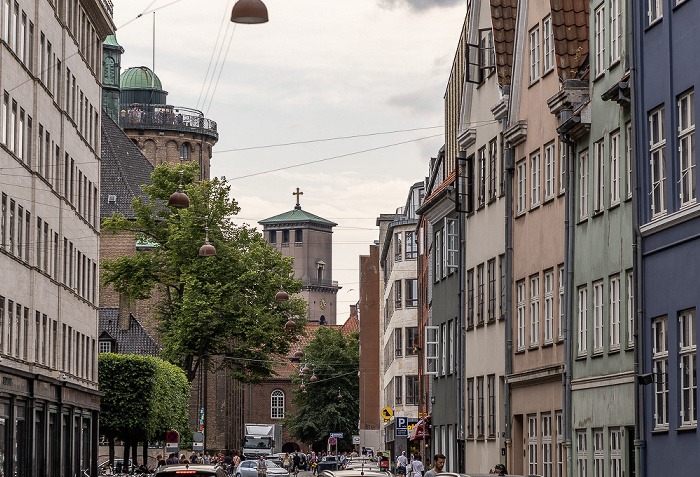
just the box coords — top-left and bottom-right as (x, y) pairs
(119, 66), (168, 106)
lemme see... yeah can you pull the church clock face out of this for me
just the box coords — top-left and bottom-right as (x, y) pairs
(319, 298), (327, 310)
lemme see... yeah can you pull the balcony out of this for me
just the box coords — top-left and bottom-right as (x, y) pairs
(119, 104), (218, 140)
(302, 277), (339, 288)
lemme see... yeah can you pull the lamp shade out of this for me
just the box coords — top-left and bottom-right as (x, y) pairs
(275, 289), (289, 301)
(167, 190), (190, 208)
(231, 0), (268, 24)
(199, 243), (216, 257)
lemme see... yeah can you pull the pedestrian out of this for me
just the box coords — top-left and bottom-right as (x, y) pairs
(179, 454), (188, 464)
(424, 453), (446, 477)
(396, 450), (408, 477)
(203, 452), (212, 465)
(292, 451), (301, 475)
(257, 455), (268, 477)
(283, 453), (290, 470)
(156, 454), (167, 468)
(232, 452), (241, 468)
(190, 452), (198, 464)
(491, 463), (507, 476)
(411, 455), (424, 477)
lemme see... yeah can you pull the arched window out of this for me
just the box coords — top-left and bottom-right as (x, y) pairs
(180, 143), (189, 160)
(271, 389), (285, 419)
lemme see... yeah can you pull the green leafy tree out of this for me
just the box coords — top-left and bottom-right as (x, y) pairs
(101, 162), (307, 383)
(99, 353), (191, 467)
(286, 327), (359, 451)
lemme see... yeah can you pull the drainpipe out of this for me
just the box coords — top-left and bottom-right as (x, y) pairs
(503, 138), (513, 469)
(560, 132), (575, 477)
(456, 151), (466, 473)
(627, 0), (646, 475)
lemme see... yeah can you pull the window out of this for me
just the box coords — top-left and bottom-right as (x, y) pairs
(576, 431), (587, 477)
(579, 150), (589, 219)
(528, 415), (538, 475)
(282, 229), (289, 244)
(499, 254), (506, 320)
(268, 230), (276, 244)
(446, 218), (458, 271)
(679, 309), (697, 426)
(678, 90), (695, 205)
(467, 269), (474, 327)
(627, 271), (634, 347)
(517, 281), (526, 351)
(560, 140), (567, 194)
(610, 132), (620, 205)
(479, 28), (495, 77)
(467, 379), (474, 437)
(395, 327), (403, 358)
(405, 279), (418, 307)
(530, 275), (540, 345)
(477, 377), (485, 438)
(610, 0), (621, 63)
(98, 340), (111, 354)
(626, 122), (633, 199)
(543, 15), (554, 73)
(542, 414), (552, 477)
(652, 316), (668, 429)
(395, 232), (402, 261)
(434, 229), (442, 280)
(395, 376), (402, 405)
(517, 160), (527, 214)
(478, 146), (486, 207)
(406, 376), (418, 405)
(488, 259), (496, 321)
(529, 25), (540, 83)
(594, 5), (605, 76)
(441, 323), (447, 375)
(556, 412), (564, 477)
(558, 266), (565, 340)
(295, 229), (303, 243)
(477, 264), (485, 324)
(593, 281), (604, 352)
(544, 270), (554, 344)
(425, 326), (438, 375)
(448, 320), (454, 374)
(395, 280), (402, 309)
(487, 375), (496, 438)
(544, 142), (555, 200)
(648, 0), (662, 24)
(406, 326), (418, 355)
(405, 231), (417, 259)
(610, 276), (620, 349)
(649, 107), (666, 216)
(489, 138), (498, 200)
(594, 140), (605, 213)
(578, 286), (588, 355)
(593, 429), (604, 477)
(531, 151), (541, 207)
(610, 428), (622, 477)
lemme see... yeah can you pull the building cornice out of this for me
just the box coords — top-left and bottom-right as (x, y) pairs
(507, 363), (564, 386)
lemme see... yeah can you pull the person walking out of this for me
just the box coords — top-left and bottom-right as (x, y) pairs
(257, 455), (268, 477)
(411, 455), (424, 477)
(424, 453), (445, 477)
(292, 451), (301, 476)
(396, 451), (409, 477)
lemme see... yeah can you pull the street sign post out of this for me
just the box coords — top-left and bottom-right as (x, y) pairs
(396, 417), (408, 436)
(352, 435), (360, 445)
(330, 433), (344, 439)
(381, 407), (394, 423)
(329, 437), (337, 446)
(165, 429), (180, 454)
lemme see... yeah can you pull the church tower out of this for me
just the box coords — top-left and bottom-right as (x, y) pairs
(102, 34), (124, 122)
(259, 190), (341, 325)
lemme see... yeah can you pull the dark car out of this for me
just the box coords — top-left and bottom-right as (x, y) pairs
(155, 463), (226, 477)
(317, 456), (341, 473)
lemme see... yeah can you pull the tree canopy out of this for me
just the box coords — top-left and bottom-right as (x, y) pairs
(286, 327), (359, 451)
(101, 162), (307, 383)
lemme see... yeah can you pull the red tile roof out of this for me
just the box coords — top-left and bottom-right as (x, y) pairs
(490, 0), (518, 86)
(551, 0), (590, 81)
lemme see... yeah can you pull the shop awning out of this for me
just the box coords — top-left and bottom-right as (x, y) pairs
(409, 415), (431, 440)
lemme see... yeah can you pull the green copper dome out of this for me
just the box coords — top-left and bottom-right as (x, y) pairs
(103, 34), (121, 47)
(120, 66), (163, 90)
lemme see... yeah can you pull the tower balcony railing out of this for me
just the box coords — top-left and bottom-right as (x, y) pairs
(118, 103), (218, 139)
(302, 277), (339, 287)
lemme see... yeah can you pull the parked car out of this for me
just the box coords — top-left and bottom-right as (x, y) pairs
(320, 469), (391, 477)
(317, 456), (341, 473)
(98, 458), (134, 473)
(235, 459), (290, 477)
(155, 464), (226, 477)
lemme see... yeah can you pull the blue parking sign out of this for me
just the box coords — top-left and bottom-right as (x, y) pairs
(397, 417), (408, 429)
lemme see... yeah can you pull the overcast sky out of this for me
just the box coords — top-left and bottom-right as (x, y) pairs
(113, 0), (467, 321)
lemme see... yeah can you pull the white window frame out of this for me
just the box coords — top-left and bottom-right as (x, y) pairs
(653, 316), (669, 429)
(441, 322), (447, 376)
(448, 319), (454, 374)
(576, 430), (587, 477)
(578, 286), (588, 356)
(558, 266), (565, 340)
(610, 428), (622, 477)
(425, 325), (439, 375)
(531, 151), (541, 208)
(529, 25), (540, 83)
(610, 0), (621, 64)
(544, 142), (556, 200)
(648, 0), (662, 24)
(560, 140), (567, 195)
(544, 270), (554, 344)
(593, 429), (604, 477)
(610, 132), (620, 205)
(594, 140), (605, 213)
(678, 90), (695, 206)
(271, 389), (285, 419)
(580, 150), (589, 220)
(543, 15), (554, 73)
(627, 270), (634, 348)
(528, 415), (538, 475)
(679, 309), (697, 426)
(610, 275), (620, 349)
(434, 229), (442, 281)
(517, 160), (527, 214)
(649, 107), (666, 216)
(542, 413), (552, 477)
(594, 5), (606, 77)
(556, 412), (564, 477)
(446, 218), (459, 271)
(517, 281), (526, 351)
(593, 281), (604, 353)
(530, 275), (540, 345)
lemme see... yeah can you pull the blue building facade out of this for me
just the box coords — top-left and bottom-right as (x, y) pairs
(632, 0), (699, 474)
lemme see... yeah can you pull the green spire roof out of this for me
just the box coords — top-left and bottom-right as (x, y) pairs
(103, 34), (121, 47)
(120, 66), (163, 90)
(259, 207), (337, 227)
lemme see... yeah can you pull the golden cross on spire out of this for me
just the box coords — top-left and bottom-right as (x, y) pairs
(293, 187), (304, 207)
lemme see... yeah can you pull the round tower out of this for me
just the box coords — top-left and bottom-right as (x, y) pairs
(118, 66), (218, 180)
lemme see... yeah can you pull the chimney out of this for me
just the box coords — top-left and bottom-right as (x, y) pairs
(349, 304), (357, 318)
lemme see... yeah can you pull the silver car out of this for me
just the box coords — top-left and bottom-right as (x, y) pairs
(235, 460), (290, 477)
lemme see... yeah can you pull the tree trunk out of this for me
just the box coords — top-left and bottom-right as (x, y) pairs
(142, 440), (149, 470)
(122, 441), (130, 473)
(132, 442), (138, 473)
(108, 436), (115, 469)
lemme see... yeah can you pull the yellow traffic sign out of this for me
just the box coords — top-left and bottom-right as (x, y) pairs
(381, 407), (394, 420)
